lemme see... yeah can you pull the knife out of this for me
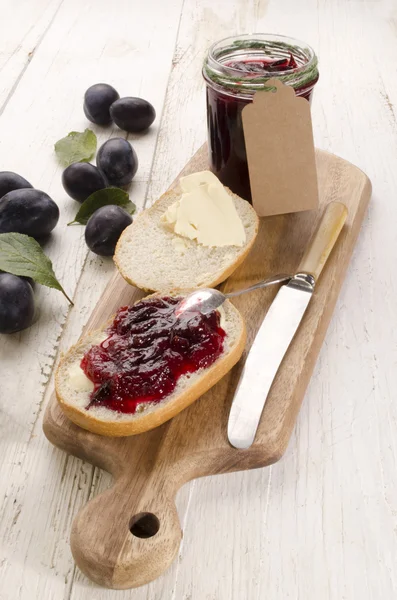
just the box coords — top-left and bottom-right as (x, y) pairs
(227, 202), (348, 450)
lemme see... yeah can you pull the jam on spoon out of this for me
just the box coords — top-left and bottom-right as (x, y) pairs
(80, 296), (226, 414)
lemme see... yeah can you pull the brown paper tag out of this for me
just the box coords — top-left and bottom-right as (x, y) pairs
(242, 79), (319, 216)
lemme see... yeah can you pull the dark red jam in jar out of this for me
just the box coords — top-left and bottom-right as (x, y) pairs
(80, 296), (226, 414)
(203, 34), (319, 202)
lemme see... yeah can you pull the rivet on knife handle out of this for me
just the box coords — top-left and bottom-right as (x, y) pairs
(227, 202), (348, 450)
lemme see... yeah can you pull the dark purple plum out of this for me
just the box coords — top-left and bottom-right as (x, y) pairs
(110, 97), (156, 133)
(0, 171), (32, 200)
(0, 189), (59, 238)
(0, 268), (35, 289)
(84, 83), (120, 125)
(0, 271), (34, 289)
(62, 162), (107, 202)
(0, 273), (35, 334)
(96, 138), (138, 187)
(85, 205), (132, 256)
(21, 276), (35, 289)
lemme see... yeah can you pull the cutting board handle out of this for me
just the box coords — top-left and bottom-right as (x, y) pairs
(70, 470), (182, 589)
(298, 202), (348, 280)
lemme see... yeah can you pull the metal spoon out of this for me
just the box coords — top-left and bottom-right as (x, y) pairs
(176, 274), (292, 316)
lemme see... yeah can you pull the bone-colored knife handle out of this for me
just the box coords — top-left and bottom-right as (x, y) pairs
(298, 202), (348, 280)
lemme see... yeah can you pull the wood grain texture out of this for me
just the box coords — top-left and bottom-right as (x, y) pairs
(43, 144), (371, 589)
(2, 0), (397, 598)
(0, 0), (64, 110)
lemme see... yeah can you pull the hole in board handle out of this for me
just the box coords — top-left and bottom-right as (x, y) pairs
(130, 512), (160, 539)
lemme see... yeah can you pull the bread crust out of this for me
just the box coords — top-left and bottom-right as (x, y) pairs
(55, 295), (246, 437)
(113, 187), (259, 293)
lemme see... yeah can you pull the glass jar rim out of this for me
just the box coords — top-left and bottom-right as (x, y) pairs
(203, 33), (319, 97)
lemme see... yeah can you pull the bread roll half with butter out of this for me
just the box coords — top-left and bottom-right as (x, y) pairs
(114, 171), (259, 292)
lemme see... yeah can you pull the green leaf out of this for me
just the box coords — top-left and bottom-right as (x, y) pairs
(0, 233), (73, 304)
(54, 129), (97, 167)
(68, 187), (136, 226)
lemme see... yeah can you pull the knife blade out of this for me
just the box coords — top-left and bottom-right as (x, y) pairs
(227, 202), (348, 450)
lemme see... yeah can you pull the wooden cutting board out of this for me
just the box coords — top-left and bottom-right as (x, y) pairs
(43, 145), (371, 589)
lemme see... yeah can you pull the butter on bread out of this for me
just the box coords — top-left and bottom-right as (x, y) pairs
(114, 172), (259, 292)
(161, 171), (246, 247)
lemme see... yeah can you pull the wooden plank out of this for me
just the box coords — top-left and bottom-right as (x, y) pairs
(0, 1), (184, 599)
(0, 0), (64, 109)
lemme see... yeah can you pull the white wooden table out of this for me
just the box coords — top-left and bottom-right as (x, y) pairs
(1, 0), (396, 598)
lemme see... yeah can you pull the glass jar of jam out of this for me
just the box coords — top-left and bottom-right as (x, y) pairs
(203, 34), (319, 202)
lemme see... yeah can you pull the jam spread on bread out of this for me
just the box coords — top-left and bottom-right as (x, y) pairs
(81, 296), (225, 413)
